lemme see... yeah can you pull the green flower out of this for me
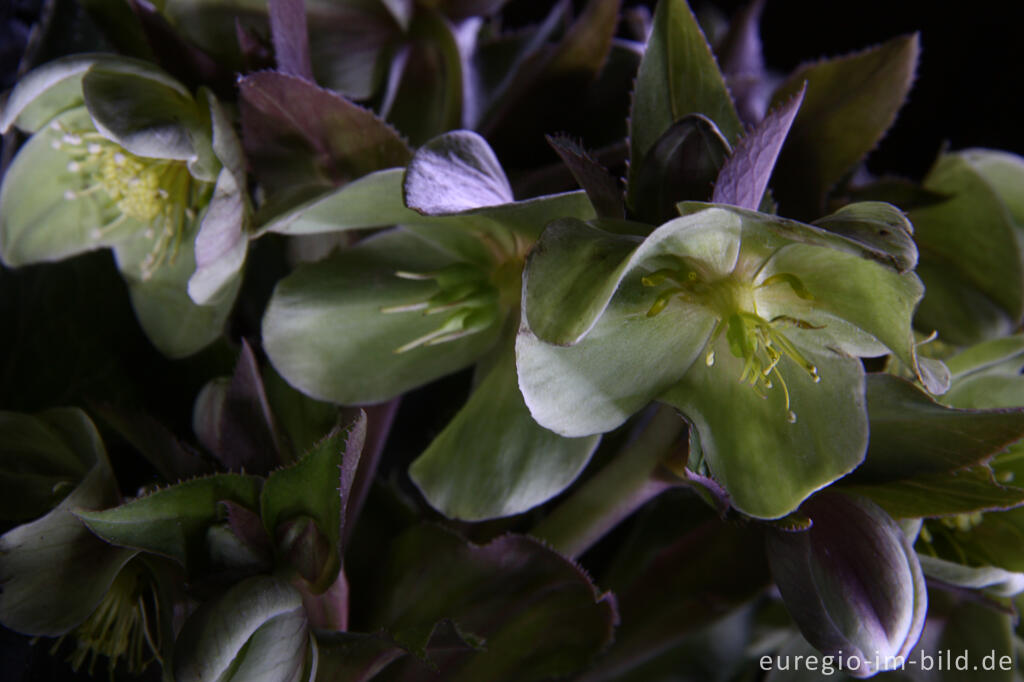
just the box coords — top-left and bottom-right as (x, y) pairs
(517, 202), (942, 519)
(0, 55), (248, 357)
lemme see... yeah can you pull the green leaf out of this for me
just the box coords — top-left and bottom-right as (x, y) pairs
(770, 34), (919, 219)
(919, 554), (1024, 597)
(81, 64), (204, 162)
(766, 492), (926, 674)
(0, 107), (129, 266)
(845, 466), (1024, 520)
(370, 524), (617, 681)
(260, 418), (364, 591)
(0, 458), (134, 636)
(0, 408), (102, 522)
(663, 339), (868, 520)
(853, 374), (1024, 481)
(628, 114), (731, 224)
(76, 473), (261, 573)
(263, 228), (501, 404)
(960, 149), (1024, 228)
(114, 227), (240, 359)
(910, 151), (1024, 345)
(410, 339), (600, 520)
(238, 70), (411, 195)
(811, 201), (917, 273)
(381, 6), (463, 146)
(628, 0), (742, 198)
(173, 574), (310, 682)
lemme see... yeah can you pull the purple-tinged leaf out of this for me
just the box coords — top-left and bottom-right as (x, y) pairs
(586, 513), (769, 681)
(629, 113), (730, 224)
(268, 0), (314, 80)
(844, 465), (1024, 520)
(403, 130), (513, 215)
(128, 0), (234, 96)
(546, 134), (624, 219)
(716, 0), (769, 124)
(194, 339), (284, 475)
(371, 524), (618, 681)
(712, 83), (804, 210)
(343, 401), (397, 547)
(239, 71), (411, 195)
(770, 34), (920, 220)
(852, 374), (1024, 482)
(221, 499), (272, 560)
(766, 491), (927, 676)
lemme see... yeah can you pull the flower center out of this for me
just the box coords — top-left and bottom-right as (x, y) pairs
(51, 119), (197, 280)
(641, 256), (821, 423)
(52, 560), (161, 676)
(381, 262), (501, 353)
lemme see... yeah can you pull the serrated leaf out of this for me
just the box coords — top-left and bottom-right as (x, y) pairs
(852, 374), (1024, 482)
(260, 416), (364, 591)
(770, 34), (919, 219)
(712, 83), (804, 210)
(76, 473), (261, 573)
(628, 0), (742, 195)
(239, 70), (411, 196)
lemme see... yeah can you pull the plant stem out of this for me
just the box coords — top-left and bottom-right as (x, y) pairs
(531, 405), (686, 559)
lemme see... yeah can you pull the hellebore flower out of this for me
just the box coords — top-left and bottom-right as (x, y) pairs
(262, 131), (601, 520)
(0, 55), (248, 357)
(517, 202), (941, 519)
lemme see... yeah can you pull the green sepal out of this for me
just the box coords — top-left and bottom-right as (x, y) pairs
(76, 473), (262, 574)
(410, 337), (600, 520)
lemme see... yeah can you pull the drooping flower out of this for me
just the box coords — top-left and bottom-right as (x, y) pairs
(0, 55), (248, 357)
(517, 202), (942, 519)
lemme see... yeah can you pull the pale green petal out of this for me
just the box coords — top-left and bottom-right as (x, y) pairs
(517, 296), (717, 438)
(411, 342), (600, 520)
(263, 228), (501, 404)
(662, 337), (868, 519)
(0, 108), (134, 265)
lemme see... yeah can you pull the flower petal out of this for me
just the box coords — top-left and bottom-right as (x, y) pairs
(661, 336), (868, 519)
